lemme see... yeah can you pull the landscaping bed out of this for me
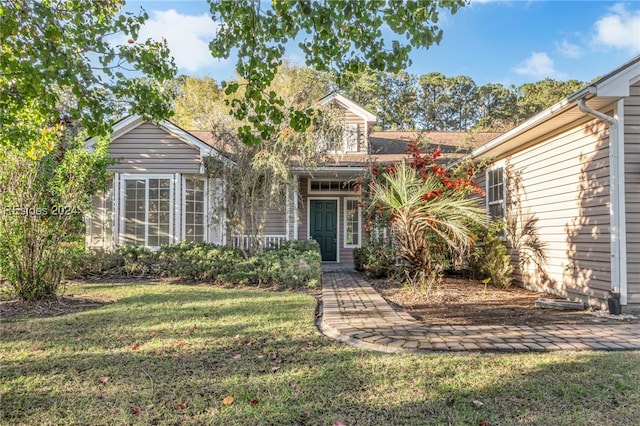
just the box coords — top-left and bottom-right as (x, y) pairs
(369, 276), (640, 326)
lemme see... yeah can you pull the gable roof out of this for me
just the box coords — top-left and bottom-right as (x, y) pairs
(86, 115), (233, 165)
(460, 55), (640, 163)
(318, 92), (377, 122)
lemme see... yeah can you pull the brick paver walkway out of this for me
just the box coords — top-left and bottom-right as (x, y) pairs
(319, 267), (640, 353)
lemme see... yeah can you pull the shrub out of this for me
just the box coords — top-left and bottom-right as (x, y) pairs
(468, 221), (513, 289)
(0, 132), (111, 300)
(156, 242), (243, 279)
(68, 249), (124, 278)
(353, 240), (398, 279)
(360, 143), (486, 290)
(70, 240), (321, 289)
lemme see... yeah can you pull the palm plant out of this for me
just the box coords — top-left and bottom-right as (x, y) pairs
(370, 161), (486, 289)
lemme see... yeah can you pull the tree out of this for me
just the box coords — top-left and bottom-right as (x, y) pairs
(473, 83), (518, 131)
(515, 78), (585, 123)
(1, 0), (176, 148)
(172, 76), (224, 130)
(0, 0), (176, 300)
(362, 142), (486, 288)
(416, 72), (453, 130)
(379, 71), (419, 130)
(446, 75), (477, 131)
(176, 65), (342, 255)
(208, 0), (467, 145)
(341, 69), (385, 118)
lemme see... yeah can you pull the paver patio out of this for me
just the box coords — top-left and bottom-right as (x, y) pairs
(318, 267), (640, 353)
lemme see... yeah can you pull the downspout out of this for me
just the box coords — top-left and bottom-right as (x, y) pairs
(577, 97), (627, 310)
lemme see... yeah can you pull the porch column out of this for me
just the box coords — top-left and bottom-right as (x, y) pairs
(293, 175), (299, 240)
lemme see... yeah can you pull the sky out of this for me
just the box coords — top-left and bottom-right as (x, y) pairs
(121, 0), (640, 87)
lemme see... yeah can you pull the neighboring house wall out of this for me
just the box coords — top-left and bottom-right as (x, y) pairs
(625, 81), (640, 305)
(494, 114), (613, 309)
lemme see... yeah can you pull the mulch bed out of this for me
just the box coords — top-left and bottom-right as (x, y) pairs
(0, 294), (114, 322)
(369, 276), (640, 326)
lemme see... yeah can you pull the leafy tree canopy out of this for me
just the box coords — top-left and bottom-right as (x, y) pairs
(208, 0), (467, 145)
(0, 0), (176, 300)
(0, 0), (177, 152)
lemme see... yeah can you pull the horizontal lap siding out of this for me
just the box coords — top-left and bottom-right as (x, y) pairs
(625, 83), (640, 306)
(503, 118), (611, 308)
(108, 123), (201, 174)
(264, 205), (286, 236)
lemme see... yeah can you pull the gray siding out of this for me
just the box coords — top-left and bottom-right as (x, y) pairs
(108, 122), (202, 174)
(625, 82), (640, 306)
(264, 205), (287, 236)
(498, 116), (612, 308)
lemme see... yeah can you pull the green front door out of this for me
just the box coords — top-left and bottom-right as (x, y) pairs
(310, 200), (337, 261)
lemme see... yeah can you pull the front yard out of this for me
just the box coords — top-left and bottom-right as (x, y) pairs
(1, 282), (639, 425)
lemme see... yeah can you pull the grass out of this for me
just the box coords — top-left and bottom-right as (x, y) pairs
(1, 282), (639, 426)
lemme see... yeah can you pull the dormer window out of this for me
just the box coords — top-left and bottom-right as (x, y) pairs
(344, 123), (359, 152)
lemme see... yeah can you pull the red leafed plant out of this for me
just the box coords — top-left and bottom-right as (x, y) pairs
(358, 140), (487, 289)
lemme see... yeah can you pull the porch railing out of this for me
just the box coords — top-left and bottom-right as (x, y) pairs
(231, 234), (287, 251)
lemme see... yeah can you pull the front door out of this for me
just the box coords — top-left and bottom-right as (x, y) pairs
(310, 200), (337, 261)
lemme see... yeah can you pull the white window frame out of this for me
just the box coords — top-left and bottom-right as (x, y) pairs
(119, 174), (175, 249)
(307, 179), (360, 195)
(485, 162), (506, 220)
(182, 175), (208, 243)
(343, 123), (359, 152)
(343, 197), (361, 248)
(486, 162), (506, 240)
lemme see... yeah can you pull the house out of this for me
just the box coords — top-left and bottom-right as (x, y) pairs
(460, 56), (640, 312)
(85, 116), (229, 249)
(85, 56), (640, 313)
(85, 92), (498, 265)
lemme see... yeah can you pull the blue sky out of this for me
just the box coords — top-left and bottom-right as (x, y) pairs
(123, 0), (640, 86)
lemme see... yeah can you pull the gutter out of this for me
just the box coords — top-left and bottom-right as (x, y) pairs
(577, 97), (627, 308)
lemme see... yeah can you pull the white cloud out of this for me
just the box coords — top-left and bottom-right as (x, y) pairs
(131, 9), (226, 74)
(555, 39), (582, 59)
(592, 3), (640, 53)
(513, 52), (564, 79)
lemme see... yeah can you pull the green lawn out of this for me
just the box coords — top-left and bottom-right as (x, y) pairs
(1, 283), (639, 425)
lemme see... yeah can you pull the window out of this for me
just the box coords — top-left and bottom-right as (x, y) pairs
(344, 198), (361, 247)
(87, 177), (114, 248)
(184, 177), (205, 242)
(486, 166), (505, 220)
(344, 123), (359, 152)
(315, 123), (359, 153)
(309, 180), (358, 193)
(122, 176), (173, 247)
(123, 179), (147, 246)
